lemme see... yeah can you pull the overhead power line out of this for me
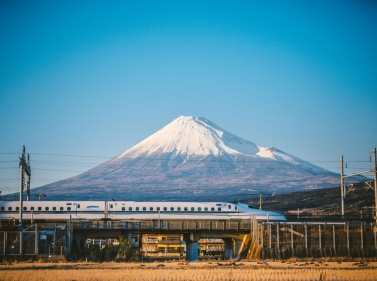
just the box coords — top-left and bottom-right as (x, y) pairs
(1, 151), (374, 163)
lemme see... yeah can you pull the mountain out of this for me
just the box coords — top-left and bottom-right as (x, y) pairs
(25, 116), (343, 201)
(245, 181), (376, 221)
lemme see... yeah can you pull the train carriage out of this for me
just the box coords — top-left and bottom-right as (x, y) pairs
(0, 200), (286, 221)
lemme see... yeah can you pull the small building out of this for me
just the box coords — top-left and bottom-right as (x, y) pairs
(141, 235), (225, 258)
(142, 234), (185, 257)
(199, 238), (225, 256)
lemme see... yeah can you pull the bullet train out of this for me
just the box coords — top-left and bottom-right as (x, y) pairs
(0, 200), (286, 221)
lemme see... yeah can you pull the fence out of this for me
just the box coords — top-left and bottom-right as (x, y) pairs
(0, 225), (37, 255)
(0, 224), (67, 257)
(258, 222), (377, 259)
(72, 219), (253, 231)
(38, 224), (67, 256)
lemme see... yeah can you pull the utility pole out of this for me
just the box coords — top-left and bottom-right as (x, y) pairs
(35, 194), (46, 201)
(259, 194), (263, 210)
(26, 153), (31, 201)
(340, 155), (345, 219)
(340, 148), (376, 222)
(373, 148), (377, 225)
(19, 145), (31, 229)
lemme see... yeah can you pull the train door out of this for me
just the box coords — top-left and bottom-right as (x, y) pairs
(108, 202), (114, 218)
(74, 203), (81, 217)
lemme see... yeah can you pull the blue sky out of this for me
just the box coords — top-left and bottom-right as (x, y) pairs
(1, 0), (376, 195)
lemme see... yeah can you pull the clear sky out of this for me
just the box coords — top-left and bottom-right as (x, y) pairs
(1, 0), (376, 196)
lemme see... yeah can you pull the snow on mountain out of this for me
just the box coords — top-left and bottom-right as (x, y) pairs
(28, 116), (341, 201)
(114, 116), (249, 159)
(112, 116), (325, 173)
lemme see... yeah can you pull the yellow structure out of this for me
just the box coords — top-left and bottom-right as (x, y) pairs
(142, 234), (184, 257)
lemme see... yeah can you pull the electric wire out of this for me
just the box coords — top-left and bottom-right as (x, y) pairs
(1, 151), (374, 162)
(1, 152), (374, 191)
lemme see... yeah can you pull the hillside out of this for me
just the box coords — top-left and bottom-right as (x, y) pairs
(244, 181), (376, 220)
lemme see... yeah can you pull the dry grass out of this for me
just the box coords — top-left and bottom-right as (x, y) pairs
(0, 262), (376, 281)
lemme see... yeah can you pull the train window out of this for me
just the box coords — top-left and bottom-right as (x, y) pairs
(0, 207), (4, 211)
(184, 207), (188, 211)
(198, 207), (201, 211)
(31, 207), (34, 210)
(218, 207), (221, 211)
(177, 207), (181, 211)
(77, 204), (80, 208)
(66, 203), (72, 205)
(110, 204), (113, 209)
(8, 207), (12, 211)
(235, 206), (238, 210)
(16, 207), (19, 211)
(228, 205), (231, 209)
(204, 207), (208, 211)
(191, 207), (195, 211)
(60, 207), (64, 211)
(157, 207), (160, 211)
(53, 207), (56, 211)
(122, 207), (125, 211)
(23, 207), (27, 211)
(38, 207), (42, 211)
(150, 207), (153, 211)
(67, 207), (71, 211)
(216, 204), (222, 206)
(170, 207), (174, 211)
(211, 207), (215, 211)
(143, 207), (146, 211)
(163, 207), (167, 211)
(129, 207), (132, 211)
(45, 207), (49, 211)
(136, 207), (139, 211)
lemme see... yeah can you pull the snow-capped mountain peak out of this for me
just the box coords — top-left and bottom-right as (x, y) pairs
(114, 115), (259, 160)
(113, 116), (321, 172)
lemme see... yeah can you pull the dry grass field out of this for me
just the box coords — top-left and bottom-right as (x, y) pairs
(1, 261), (376, 281)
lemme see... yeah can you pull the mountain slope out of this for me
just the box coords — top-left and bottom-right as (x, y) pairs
(245, 181), (376, 221)
(28, 116), (342, 201)
(114, 116), (323, 170)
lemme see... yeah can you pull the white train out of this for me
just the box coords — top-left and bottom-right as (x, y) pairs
(0, 201), (286, 221)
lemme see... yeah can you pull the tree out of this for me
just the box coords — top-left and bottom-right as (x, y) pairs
(115, 236), (140, 262)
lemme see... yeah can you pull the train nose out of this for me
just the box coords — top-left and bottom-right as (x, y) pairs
(267, 212), (287, 221)
(274, 214), (287, 221)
